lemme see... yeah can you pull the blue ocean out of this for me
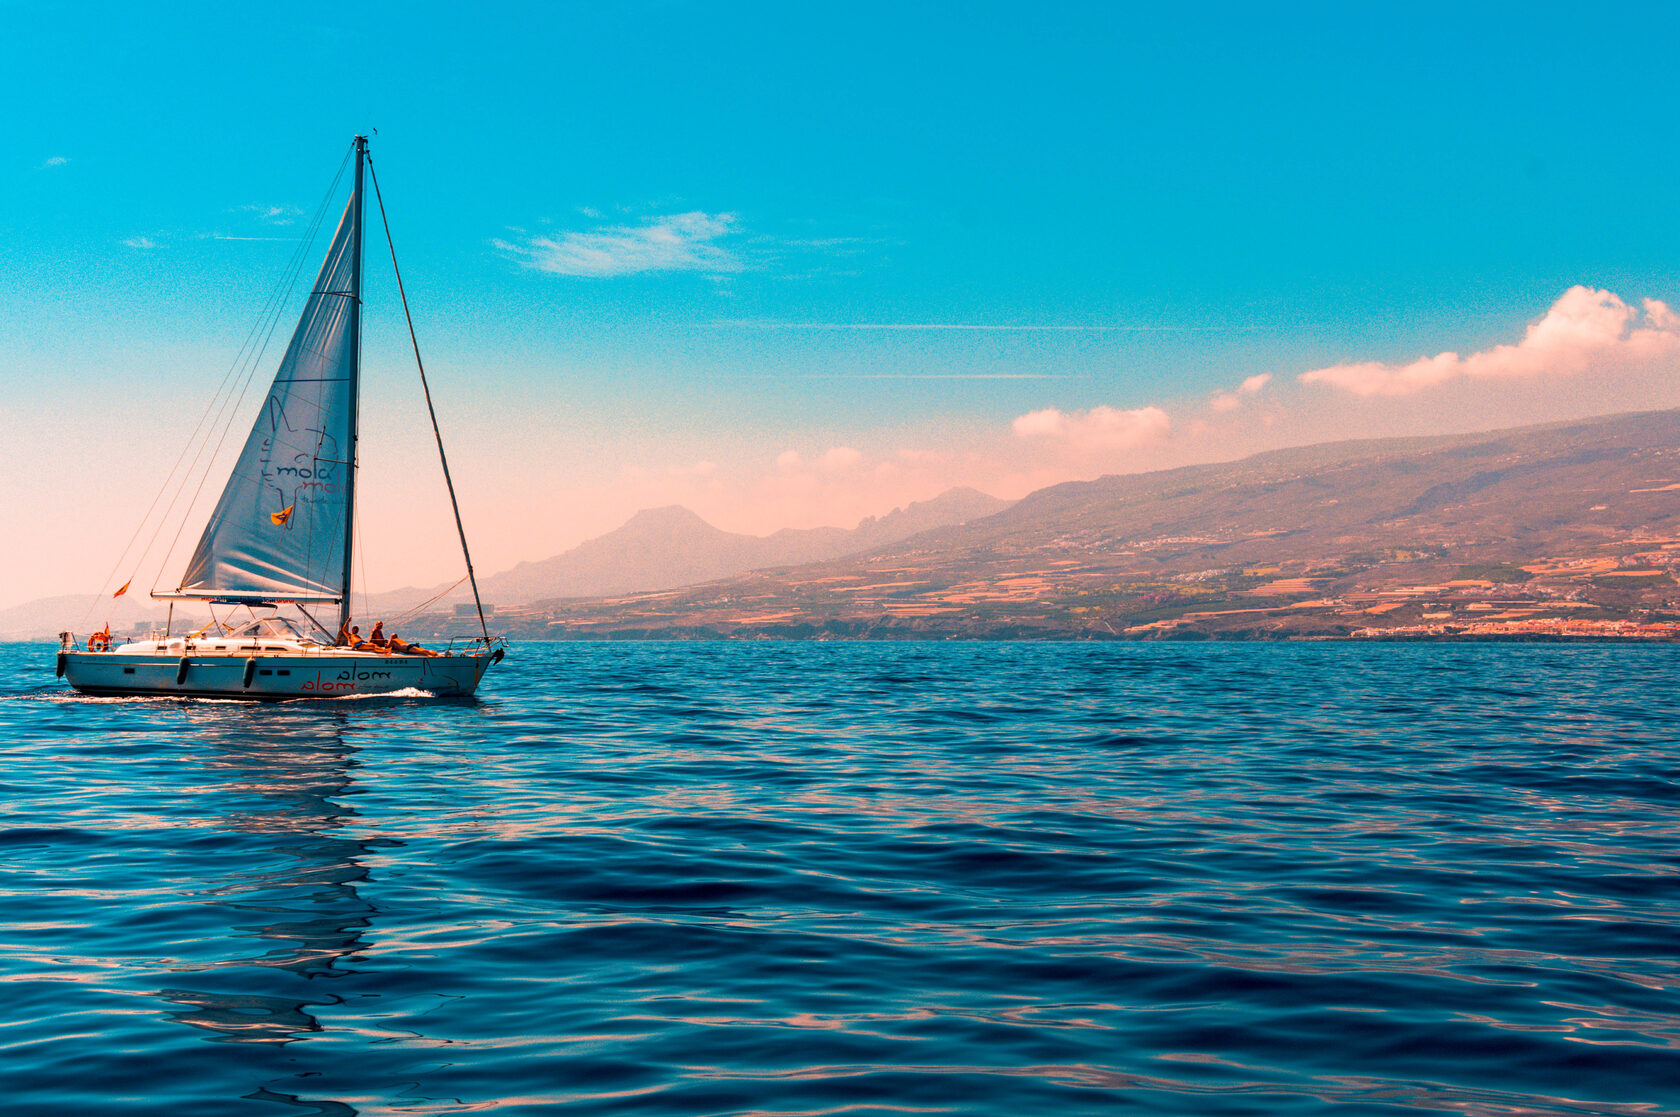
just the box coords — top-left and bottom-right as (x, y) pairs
(2, 641), (1676, 1115)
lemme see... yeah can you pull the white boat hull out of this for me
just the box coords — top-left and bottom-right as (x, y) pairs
(60, 649), (496, 699)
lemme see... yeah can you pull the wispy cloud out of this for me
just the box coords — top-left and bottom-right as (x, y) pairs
(782, 236), (869, 251)
(803, 372), (1086, 380)
(708, 321), (1250, 331)
(235, 203), (304, 226)
(39, 156), (68, 169)
(122, 236), (157, 250)
(1300, 287), (1680, 397)
(771, 446), (864, 473)
(495, 212), (743, 277)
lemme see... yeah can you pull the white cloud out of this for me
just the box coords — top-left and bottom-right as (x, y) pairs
(776, 450), (802, 471)
(1011, 405), (1171, 450)
(122, 236), (157, 250)
(1300, 286), (1680, 397)
(819, 446), (863, 471)
(495, 211), (743, 277)
(1210, 372), (1272, 411)
(1011, 408), (1068, 437)
(40, 156), (68, 169)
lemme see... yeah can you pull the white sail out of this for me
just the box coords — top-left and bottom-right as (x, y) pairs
(175, 190), (360, 603)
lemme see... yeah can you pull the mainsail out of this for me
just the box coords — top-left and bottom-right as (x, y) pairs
(175, 179), (361, 604)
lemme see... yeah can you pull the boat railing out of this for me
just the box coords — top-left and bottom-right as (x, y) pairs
(437, 633), (510, 657)
(61, 631), (125, 653)
(58, 629), (509, 659)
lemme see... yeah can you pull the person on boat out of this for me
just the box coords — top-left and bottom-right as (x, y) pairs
(336, 621), (360, 647)
(387, 633), (440, 657)
(369, 621), (387, 647)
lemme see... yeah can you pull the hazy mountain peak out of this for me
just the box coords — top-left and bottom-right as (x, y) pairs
(857, 486), (1010, 528)
(478, 487), (1013, 604)
(617, 505), (721, 536)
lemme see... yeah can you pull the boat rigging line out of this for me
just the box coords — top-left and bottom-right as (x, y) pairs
(387, 574), (471, 627)
(365, 150), (492, 644)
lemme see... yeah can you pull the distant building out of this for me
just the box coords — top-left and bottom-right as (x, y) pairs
(455, 603), (496, 616)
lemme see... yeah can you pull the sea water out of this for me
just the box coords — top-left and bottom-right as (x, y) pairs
(0, 640), (1676, 1115)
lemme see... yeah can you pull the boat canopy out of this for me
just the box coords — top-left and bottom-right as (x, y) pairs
(223, 616), (316, 642)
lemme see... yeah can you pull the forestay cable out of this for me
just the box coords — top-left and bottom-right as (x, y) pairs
(365, 153), (491, 643)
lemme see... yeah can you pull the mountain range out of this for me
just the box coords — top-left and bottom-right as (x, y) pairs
(480, 408), (1680, 640)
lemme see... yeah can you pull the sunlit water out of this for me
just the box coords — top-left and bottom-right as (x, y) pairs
(1, 641), (1676, 1115)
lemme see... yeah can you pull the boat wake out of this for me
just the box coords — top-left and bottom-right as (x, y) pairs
(10, 691), (168, 704)
(327, 686), (436, 700)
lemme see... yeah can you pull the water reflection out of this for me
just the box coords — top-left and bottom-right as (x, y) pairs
(156, 708), (375, 1049)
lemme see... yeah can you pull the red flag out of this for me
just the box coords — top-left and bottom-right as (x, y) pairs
(271, 505), (294, 526)
(113, 580), (131, 598)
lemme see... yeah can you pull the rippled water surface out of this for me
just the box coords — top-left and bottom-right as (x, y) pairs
(2, 640), (1678, 1115)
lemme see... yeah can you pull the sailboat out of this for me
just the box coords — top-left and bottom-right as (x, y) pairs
(58, 136), (505, 698)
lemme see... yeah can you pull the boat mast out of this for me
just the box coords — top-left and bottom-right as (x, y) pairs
(339, 134), (367, 637)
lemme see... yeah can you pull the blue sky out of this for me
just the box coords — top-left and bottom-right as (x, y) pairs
(6, 2), (1680, 606)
